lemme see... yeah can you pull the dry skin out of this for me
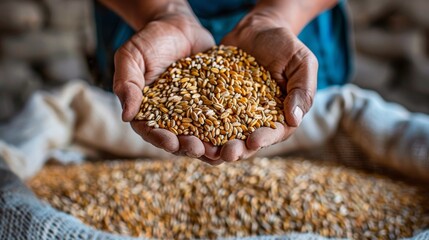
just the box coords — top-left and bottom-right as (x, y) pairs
(135, 45), (285, 146)
(28, 158), (429, 239)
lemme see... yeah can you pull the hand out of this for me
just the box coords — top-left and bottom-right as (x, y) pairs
(203, 8), (318, 163)
(113, 10), (216, 158)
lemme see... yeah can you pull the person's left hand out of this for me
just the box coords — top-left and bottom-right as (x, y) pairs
(201, 9), (319, 163)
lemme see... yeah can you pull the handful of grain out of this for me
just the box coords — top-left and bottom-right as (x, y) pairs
(135, 45), (285, 146)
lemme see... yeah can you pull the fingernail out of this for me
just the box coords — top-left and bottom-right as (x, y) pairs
(293, 106), (303, 125)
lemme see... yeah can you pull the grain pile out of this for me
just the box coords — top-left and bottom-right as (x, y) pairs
(28, 158), (429, 239)
(135, 45), (285, 146)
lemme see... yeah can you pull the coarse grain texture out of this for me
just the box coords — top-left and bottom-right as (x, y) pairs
(135, 45), (285, 146)
(28, 158), (429, 240)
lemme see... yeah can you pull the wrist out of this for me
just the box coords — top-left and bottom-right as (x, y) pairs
(247, 0), (337, 34)
(147, 0), (198, 26)
(99, 0), (199, 30)
(149, 6), (205, 47)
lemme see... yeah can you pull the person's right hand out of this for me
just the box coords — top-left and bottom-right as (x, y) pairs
(113, 11), (215, 159)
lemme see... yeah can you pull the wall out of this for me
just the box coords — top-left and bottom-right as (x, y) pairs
(0, 0), (428, 122)
(349, 0), (429, 113)
(0, 0), (95, 121)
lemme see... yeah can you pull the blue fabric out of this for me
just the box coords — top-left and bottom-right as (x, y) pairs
(188, 0), (257, 19)
(301, 1), (352, 89)
(94, 0), (352, 90)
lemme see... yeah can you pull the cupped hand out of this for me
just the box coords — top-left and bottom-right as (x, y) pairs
(113, 13), (216, 159)
(203, 11), (318, 162)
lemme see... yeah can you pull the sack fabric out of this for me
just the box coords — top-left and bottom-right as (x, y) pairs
(0, 81), (428, 239)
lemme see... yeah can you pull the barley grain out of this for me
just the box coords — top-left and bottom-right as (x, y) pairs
(28, 158), (429, 239)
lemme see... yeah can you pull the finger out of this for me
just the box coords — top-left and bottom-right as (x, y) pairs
(191, 28), (216, 54)
(283, 47), (318, 127)
(220, 140), (244, 162)
(246, 123), (295, 151)
(113, 45), (146, 122)
(199, 155), (225, 166)
(177, 136), (205, 158)
(203, 142), (221, 160)
(131, 121), (179, 153)
(219, 139), (257, 162)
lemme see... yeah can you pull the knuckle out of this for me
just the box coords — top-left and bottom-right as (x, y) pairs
(291, 42), (318, 67)
(223, 153), (240, 162)
(297, 88), (314, 111)
(112, 79), (123, 94)
(115, 37), (146, 67)
(286, 87), (314, 113)
(114, 45), (132, 63)
(305, 50), (318, 68)
(296, 46), (318, 67)
(303, 89), (314, 109)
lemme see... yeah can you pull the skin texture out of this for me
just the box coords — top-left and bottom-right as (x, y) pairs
(100, 0), (337, 165)
(113, 6), (215, 157)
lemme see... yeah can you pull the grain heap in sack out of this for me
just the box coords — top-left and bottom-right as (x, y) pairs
(27, 46), (429, 239)
(28, 158), (429, 239)
(135, 45), (285, 146)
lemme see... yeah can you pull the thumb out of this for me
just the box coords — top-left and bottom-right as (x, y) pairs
(284, 88), (314, 127)
(113, 46), (146, 122)
(283, 48), (318, 127)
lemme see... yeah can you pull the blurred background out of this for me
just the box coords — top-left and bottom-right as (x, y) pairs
(0, 0), (428, 122)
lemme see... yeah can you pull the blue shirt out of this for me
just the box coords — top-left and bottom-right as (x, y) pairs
(94, 0), (352, 90)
